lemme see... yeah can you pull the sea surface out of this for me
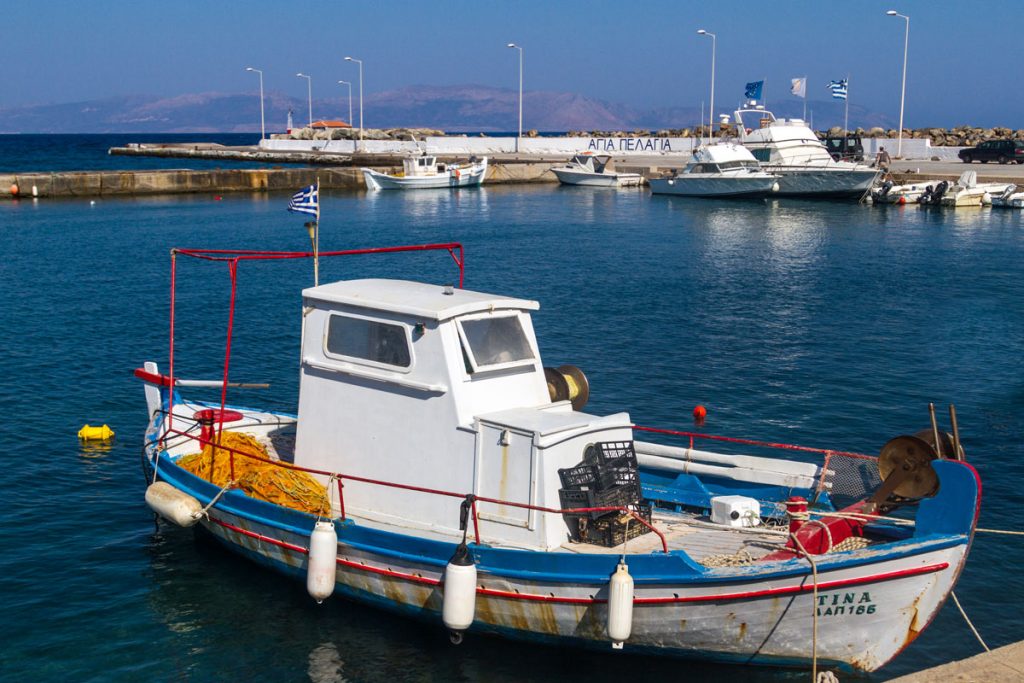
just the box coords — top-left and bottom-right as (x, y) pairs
(1, 174), (1023, 682)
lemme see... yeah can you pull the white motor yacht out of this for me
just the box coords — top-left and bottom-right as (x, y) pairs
(733, 104), (878, 198)
(551, 153), (643, 187)
(648, 143), (779, 198)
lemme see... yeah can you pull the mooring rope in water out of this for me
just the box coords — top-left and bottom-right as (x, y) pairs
(976, 527), (1024, 536)
(951, 591), (990, 653)
(789, 531), (822, 682)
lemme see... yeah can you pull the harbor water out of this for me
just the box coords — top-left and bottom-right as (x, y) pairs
(1, 182), (1022, 681)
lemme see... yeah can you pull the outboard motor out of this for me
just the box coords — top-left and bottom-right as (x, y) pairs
(879, 179), (894, 197)
(931, 180), (949, 204)
(919, 184), (934, 205)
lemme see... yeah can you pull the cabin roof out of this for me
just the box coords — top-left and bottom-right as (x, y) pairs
(303, 278), (539, 320)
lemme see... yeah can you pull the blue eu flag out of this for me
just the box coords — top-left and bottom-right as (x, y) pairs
(744, 80), (764, 99)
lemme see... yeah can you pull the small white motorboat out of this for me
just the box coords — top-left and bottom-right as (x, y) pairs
(872, 178), (948, 205)
(363, 153), (487, 191)
(919, 171), (1013, 207)
(648, 143), (779, 198)
(990, 184), (1024, 209)
(551, 153), (643, 187)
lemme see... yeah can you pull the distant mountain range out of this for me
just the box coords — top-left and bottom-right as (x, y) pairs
(0, 85), (895, 134)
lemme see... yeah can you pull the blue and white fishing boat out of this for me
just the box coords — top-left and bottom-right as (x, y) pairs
(136, 243), (980, 675)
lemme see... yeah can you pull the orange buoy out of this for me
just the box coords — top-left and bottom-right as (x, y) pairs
(693, 405), (707, 422)
(898, 196), (906, 205)
(9, 184), (19, 196)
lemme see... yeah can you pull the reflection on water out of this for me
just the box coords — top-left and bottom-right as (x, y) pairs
(364, 186), (490, 222)
(308, 642), (346, 683)
(78, 440), (115, 458)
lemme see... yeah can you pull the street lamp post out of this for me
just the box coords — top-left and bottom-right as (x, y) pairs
(696, 29), (716, 144)
(507, 43), (523, 154)
(887, 10), (910, 158)
(296, 73), (313, 128)
(344, 57), (364, 150)
(337, 80), (353, 128)
(245, 67), (265, 141)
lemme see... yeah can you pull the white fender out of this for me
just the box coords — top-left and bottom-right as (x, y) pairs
(145, 481), (202, 527)
(607, 560), (634, 647)
(442, 543), (477, 641)
(307, 520), (338, 603)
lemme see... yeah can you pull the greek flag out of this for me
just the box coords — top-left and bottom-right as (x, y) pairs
(744, 80), (763, 100)
(828, 79), (848, 100)
(288, 183), (319, 216)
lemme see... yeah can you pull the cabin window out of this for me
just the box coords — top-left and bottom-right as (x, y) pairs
(325, 314), (411, 369)
(458, 314), (535, 372)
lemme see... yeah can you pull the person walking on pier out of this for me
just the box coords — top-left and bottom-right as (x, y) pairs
(876, 146), (891, 171)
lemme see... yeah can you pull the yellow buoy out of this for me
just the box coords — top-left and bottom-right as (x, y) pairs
(78, 424), (115, 440)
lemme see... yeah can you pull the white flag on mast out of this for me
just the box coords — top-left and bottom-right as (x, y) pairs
(790, 77), (807, 98)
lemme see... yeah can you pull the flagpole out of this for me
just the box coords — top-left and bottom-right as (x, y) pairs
(314, 177), (320, 287)
(844, 74), (850, 135)
(803, 76), (807, 121)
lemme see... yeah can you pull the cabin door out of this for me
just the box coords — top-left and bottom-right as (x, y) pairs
(476, 423), (535, 528)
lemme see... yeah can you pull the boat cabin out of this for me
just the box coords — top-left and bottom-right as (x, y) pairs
(684, 143), (762, 174)
(293, 279), (632, 550)
(732, 104), (833, 165)
(568, 153), (612, 174)
(403, 154), (443, 177)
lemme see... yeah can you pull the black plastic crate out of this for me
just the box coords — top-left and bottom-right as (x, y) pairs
(586, 505), (653, 547)
(558, 463), (598, 490)
(559, 486), (639, 520)
(595, 466), (641, 493)
(589, 441), (638, 468)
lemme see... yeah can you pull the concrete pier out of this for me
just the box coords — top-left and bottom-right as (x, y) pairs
(886, 640), (1024, 682)
(0, 161), (559, 201)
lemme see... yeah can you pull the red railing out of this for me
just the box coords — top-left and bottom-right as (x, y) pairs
(156, 418), (668, 553)
(633, 425), (874, 460)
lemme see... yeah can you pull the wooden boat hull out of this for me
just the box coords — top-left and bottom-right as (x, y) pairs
(144, 406), (979, 674)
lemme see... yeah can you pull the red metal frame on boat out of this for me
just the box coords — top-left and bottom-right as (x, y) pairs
(633, 425), (875, 460)
(163, 242), (464, 442)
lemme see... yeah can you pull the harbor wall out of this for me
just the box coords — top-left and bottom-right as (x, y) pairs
(262, 136), (948, 160)
(0, 161), (557, 201)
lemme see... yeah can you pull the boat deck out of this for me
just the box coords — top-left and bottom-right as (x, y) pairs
(560, 511), (790, 562)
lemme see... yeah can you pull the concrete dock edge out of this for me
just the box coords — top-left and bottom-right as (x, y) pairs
(885, 640), (1024, 682)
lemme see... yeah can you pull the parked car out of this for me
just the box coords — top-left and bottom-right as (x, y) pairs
(824, 134), (864, 162)
(959, 140), (1024, 164)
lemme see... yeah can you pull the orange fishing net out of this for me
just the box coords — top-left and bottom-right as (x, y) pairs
(176, 431), (331, 516)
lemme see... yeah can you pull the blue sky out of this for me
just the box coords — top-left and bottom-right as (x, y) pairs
(3, 0), (1022, 127)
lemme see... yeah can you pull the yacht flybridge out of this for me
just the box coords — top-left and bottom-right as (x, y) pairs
(733, 104), (879, 197)
(136, 242), (980, 674)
